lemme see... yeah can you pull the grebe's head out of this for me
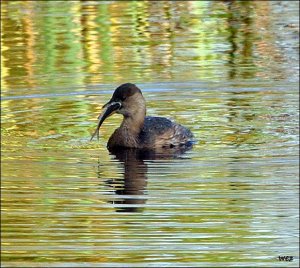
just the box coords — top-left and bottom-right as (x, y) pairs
(91, 83), (146, 141)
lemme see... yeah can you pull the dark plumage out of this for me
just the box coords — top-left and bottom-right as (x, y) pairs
(138, 116), (193, 148)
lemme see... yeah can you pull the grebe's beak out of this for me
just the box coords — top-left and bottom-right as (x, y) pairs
(90, 101), (121, 141)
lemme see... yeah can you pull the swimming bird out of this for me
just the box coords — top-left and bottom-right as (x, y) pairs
(91, 83), (193, 149)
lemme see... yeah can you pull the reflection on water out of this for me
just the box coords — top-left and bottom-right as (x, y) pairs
(1, 0), (299, 267)
(105, 149), (149, 213)
(106, 147), (193, 213)
(1, 0), (299, 95)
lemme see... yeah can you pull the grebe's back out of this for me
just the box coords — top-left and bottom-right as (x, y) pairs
(137, 116), (193, 149)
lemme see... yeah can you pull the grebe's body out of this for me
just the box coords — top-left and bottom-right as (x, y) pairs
(91, 83), (193, 149)
(108, 116), (193, 149)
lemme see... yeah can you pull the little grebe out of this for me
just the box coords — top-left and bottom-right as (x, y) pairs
(91, 83), (193, 149)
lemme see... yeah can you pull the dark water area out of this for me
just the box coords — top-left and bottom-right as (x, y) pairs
(1, 1), (299, 267)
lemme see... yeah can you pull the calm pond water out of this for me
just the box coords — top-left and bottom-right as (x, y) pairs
(1, 1), (299, 267)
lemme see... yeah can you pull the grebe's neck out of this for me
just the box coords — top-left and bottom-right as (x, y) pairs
(119, 94), (146, 135)
(120, 108), (146, 135)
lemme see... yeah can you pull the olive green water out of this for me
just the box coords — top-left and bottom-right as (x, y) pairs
(1, 1), (299, 267)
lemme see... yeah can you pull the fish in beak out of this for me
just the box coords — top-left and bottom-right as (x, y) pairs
(90, 101), (121, 141)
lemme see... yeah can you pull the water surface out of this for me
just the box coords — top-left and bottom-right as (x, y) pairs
(1, 1), (299, 267)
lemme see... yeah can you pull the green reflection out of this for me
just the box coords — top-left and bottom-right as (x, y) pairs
(1, 0), (294, 96)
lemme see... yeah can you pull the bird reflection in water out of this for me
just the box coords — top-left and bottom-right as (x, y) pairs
(101, 146), (193, 213)
(92, 83), (195, 212)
